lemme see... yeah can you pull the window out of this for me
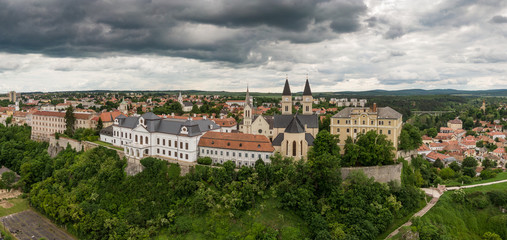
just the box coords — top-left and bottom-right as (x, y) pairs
(354, 120), (357, 124)
(180, 153), (183, 158)
(175, 141), (178, 148)
(388, 130), (391, 134)
(285, 106), (288, 112)
(168, 151), (171, 156)
(233, 152), (235, 157)
(202, 149), (205, 153)
(251, 153), (254, 158)
(145, 136), (148, 144)
(186, 143), (188, 150)
(163, 139), (165, 145)
(157, 138), (160, 145)
(258, 129), (262, 134)
(388, 121), (391, 125)
(168, 140), (171, 147)
(221, 151), (223, 156)
(180, 142), (183, 149)
(163, 150), (165, 155)
(371, 120), (374, 125)
(337, 128), (340, 132)
(185, 154), (188, 160)
(380, 130), (383, 134)
(157, 149), (160, 154)
(362, 120), (365, 125)
(239, 153), (242, 157)
(347, 129), (350, 133)
(337, 120), (340, 124)
(206, 150), (209, 154)
(266, 155), (269, 159)
(354, 129), (357, 133)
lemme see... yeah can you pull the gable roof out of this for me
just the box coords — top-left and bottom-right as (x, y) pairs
(274, 114), (318, 129)
(116, 112), (220, 136)
(198, 132), (274, 152)
(285, 116), (305, 133)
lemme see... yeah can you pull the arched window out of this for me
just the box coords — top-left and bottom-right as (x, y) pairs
(301, 140), (303, 156)
(286, 140), (289, 154)
(292, 141), (297, 157)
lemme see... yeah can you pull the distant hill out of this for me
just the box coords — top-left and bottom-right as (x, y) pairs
(16, 89), (507, 97)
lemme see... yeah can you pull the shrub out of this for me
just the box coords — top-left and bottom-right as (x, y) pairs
(197, 157), (212, 165)
(439, 168), (455, 180)
(480, 169), (497, 180)
(451, 189), (466, 203)
(457, 175), (473, 184)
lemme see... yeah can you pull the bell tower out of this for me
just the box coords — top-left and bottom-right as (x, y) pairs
(302, 76), (313, 115)
(281, 76), (292, 115)
(243, 85), (253, 134)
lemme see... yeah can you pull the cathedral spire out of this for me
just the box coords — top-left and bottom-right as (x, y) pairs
(245, 84), (251, 107)
(282, 77), (291, 96)
(303, 76), (312, 96)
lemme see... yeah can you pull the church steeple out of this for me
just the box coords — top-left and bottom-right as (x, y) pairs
(302, 76), (313, 115)
(245, 84), (251, 107)
(281, 76), (292, 115)
(242, 85), (253, 134)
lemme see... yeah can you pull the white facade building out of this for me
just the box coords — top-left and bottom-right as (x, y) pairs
(102, 112), (221, 162)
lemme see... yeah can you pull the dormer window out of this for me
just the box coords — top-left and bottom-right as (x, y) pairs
(209, 125), (213, 129)
(239, 143), (243, 147)
(257, 144), (261, 148)
(211, 141), (214, 144)
(227, 142), (230, 146)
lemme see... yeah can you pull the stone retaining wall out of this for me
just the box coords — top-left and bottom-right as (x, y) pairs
(341, 164), (402, 183)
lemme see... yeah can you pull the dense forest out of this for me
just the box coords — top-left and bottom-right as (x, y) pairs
(0, 125), (425, 239)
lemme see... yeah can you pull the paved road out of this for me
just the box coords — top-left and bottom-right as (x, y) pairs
(384, 179), (507, 239)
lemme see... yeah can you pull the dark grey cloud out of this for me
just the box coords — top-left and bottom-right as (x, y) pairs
(491, 15), (507, 23)
(420, 0), (507, 27)
(0, 0), (367, 63)
(384, 25), (405, 39)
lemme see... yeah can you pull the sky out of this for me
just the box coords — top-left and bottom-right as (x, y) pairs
(0, 0), (506, 93)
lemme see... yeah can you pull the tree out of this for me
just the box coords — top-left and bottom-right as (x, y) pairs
(482, 232), (502, 240)
(96, 118), (104, 131)
(449, 161), (461, 172)
(476, 140), (484, 148)
(1, 171), (16, 190)
(64, 106), (76, 136)
(439, 168), (455, 180)
(5, 116), (12, 126)
(307, 130), (341, 196)
(399, 124), (422, 151)
(344, 131), (395, 166)
(463, 157), (478, 177)
(482, 158), (496, 169)
(425, 128), (438, 138)
(433, 159), (444, 169)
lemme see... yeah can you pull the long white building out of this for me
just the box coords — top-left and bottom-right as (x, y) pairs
(101, 112), (220, 162)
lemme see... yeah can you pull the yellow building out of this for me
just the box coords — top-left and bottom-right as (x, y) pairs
(330, 104), (402, 151)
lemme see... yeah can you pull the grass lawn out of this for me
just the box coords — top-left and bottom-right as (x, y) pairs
(378, 197), (429, 240)
(92, 140), (124, 151)
(155, 197), (309, 240)
(0, 197), (29, 217)
(444, 171), (507, 187)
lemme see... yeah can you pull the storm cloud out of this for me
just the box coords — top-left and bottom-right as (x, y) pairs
(0, 0), (367, 63)
(0, 0), (506, 93)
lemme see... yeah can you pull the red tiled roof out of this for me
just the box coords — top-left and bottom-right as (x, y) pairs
(448, 118), (462, 124)
(198, 132), (274, 152)
(493, 148), (506, 154)
(418, 144), (430, 151)
(213, 118), (237, 127)
(426, 151), (452, 161)
(99, 111), (125, 122)
(422, 135), (432, 140)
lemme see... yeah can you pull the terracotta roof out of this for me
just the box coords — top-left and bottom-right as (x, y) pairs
(461, 140), (476, 146)
(198, 132), (274, 152)
(426, 151), (452, 161)
(422, 135), (432, 140)
(493, 148), (506, 154)
(430, 142), (448, 148)
(440, 127), (453, 132)
(443, 144), (461, 152)
(213, 118), (237, 127)
(99, 111), (125, 122)
(418, 144), (430, 151)
(33, 111), (93, 120)
(448, 118), (462, 124)
(13, 112), (29, 117)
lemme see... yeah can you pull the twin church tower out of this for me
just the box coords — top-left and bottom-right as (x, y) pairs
(241, 76), (319, 160)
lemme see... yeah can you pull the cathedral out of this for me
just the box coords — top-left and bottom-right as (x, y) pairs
(241, 77), (319, 160)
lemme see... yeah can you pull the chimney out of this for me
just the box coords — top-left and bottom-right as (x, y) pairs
(372, 103), (377, 112)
